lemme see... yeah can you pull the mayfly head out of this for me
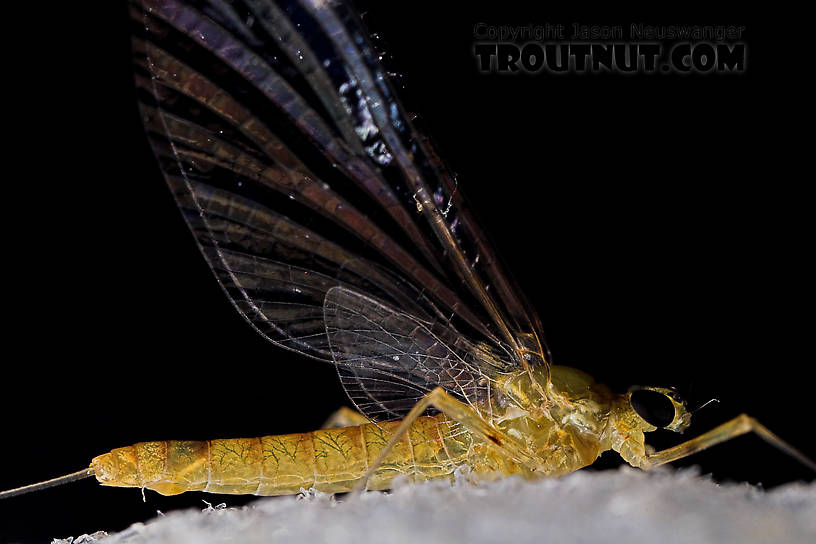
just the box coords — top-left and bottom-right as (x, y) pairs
(627, 386), (691, 434)
(604, 385), (693, 468)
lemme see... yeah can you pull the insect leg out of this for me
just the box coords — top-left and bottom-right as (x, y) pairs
(321, 406), (371, 429)
(645, 414), (816, 471)
(354, 387), (538, 492)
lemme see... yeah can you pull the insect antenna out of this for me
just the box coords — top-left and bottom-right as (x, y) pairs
(691, 397), (721, 414)
(0, 468), (95, 499)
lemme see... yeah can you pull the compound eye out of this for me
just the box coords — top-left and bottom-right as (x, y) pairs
(630, 389), (675, 428)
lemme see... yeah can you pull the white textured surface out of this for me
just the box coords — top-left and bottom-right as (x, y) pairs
(55, 467), (815, 544)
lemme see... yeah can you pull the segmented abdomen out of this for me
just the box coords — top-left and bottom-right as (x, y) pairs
(90, 414), (472, 496)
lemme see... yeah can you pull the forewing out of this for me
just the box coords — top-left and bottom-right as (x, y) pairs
(131, 0), (549, 419)
(296, 0), (549, 365)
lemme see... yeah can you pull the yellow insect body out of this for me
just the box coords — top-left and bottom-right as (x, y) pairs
(92, 415), (469, 496)
(3, 364), (811, 500)
(90, 366), (654, 496)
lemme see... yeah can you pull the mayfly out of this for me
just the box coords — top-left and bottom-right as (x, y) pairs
(3, 0), (813, 501)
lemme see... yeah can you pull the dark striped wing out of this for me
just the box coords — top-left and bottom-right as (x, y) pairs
(130, 0), (549, 421)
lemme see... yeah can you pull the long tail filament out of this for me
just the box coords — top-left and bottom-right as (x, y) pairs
(0, 468), (95, 499)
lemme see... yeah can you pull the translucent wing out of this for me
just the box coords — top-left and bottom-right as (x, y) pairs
(325, 286), (511, 421)
(130, 0), (549, 420)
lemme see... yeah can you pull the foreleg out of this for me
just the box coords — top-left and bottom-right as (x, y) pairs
(644, 414), (816, 471)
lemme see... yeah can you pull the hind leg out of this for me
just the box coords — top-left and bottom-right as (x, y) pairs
(321, 406), (370, 429)
(354, 387), (540, 492)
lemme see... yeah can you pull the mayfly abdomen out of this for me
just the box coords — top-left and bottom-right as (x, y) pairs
(90, 414), (473, 496)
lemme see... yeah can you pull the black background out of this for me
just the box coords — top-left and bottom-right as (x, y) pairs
(2, 2), (810, 542)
